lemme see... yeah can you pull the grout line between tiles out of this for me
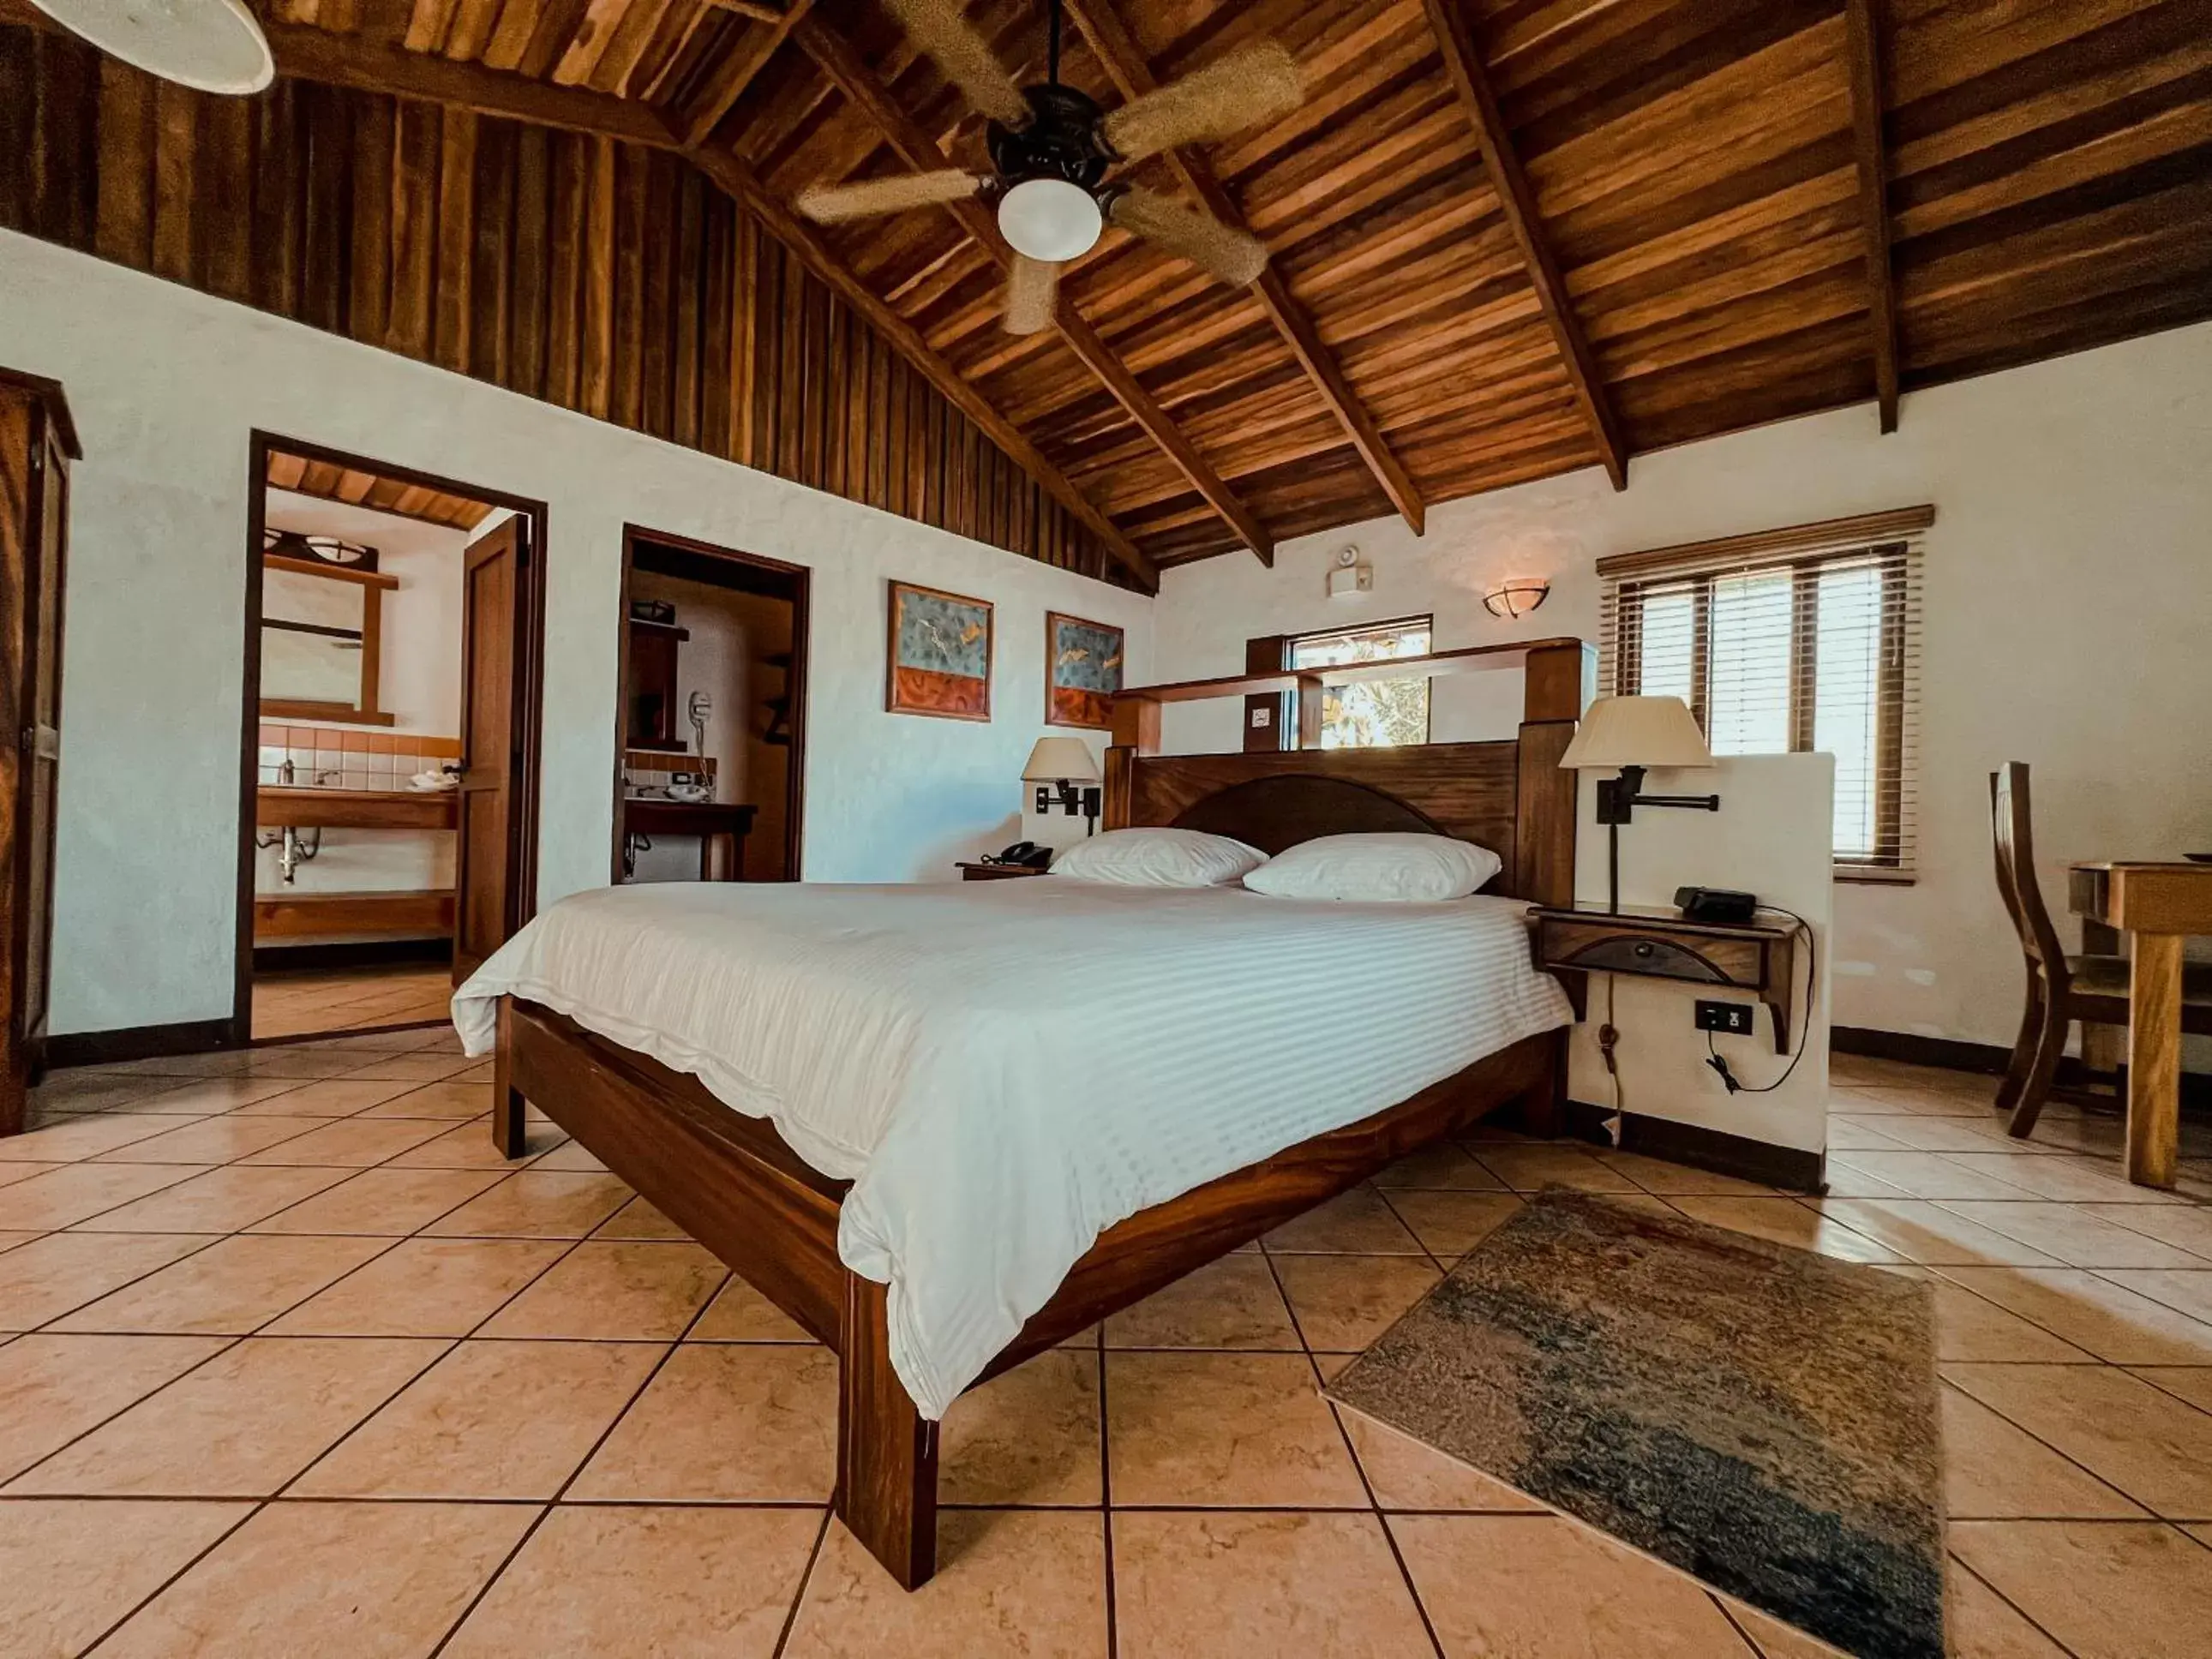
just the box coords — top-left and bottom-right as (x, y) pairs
(768, 1507), (836, 1659)
(1945, 1547), (2085, 1658)
(423, 1249), (730, 1655)
(1097, 1320), (1118, 1659)
(1257, 1225), (1446, 1659)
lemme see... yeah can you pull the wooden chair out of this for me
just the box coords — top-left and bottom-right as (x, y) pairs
(1991, 762), (2212, 1137)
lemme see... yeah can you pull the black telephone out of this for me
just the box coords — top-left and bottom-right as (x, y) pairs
(1675, 885), (1759, 925)
(989, 841), (1054, 870)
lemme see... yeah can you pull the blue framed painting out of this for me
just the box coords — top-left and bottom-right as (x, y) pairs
(1046, 612), (1124, 730)
(887, 580), (993, 721)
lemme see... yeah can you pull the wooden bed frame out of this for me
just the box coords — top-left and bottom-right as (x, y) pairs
(491, 638), (1592, 1589)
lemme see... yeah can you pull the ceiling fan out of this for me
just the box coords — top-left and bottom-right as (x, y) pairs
(796, 0), (1306, 334)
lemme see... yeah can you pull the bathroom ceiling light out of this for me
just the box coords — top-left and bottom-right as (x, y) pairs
(31, 0), (274, 94)
(997, 178), (1104, 263)
(1482, 577), (1550, 620)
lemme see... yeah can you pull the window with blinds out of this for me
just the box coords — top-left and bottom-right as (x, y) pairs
(1598, 507), (1930, 878)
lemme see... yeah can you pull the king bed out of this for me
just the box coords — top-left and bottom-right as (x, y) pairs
(454, 638), (1591, 1590)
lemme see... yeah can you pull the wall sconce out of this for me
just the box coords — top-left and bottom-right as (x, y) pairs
(1022, 737), (1102, 835)
(1482, 577), (1550, 619)
(1558, 696), (1719, 914)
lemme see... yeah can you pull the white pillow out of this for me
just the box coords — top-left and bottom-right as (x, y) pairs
(1241, 832), (1502, 902)
(1050, 827), (1267, 888)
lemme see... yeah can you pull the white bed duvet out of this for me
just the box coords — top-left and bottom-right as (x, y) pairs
(451, 878), (1571, 1418)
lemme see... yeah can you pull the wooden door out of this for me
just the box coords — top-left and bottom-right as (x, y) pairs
(453, 517), (527, 983)
(0, 386), (68, 1134)
(20, 418), (66, 1069)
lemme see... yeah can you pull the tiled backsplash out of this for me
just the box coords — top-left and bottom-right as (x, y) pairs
(258, 722), (463, 791)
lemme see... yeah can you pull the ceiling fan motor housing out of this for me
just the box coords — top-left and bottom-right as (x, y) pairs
(986, 84), (1115, 195)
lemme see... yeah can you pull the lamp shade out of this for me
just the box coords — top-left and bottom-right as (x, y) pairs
(1022, 736), (1101, 783)
(1557, 696), (1713, 770)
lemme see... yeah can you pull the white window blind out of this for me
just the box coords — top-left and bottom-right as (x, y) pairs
(1597, 507), (1930, 878)
(1288, 616), (1433, 749)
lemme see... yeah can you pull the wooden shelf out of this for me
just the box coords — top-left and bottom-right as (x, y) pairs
(1531, 903), (1800, 1054)
(264, 553), (399, 590)
(1112, 638), (1592, 706)
(256, 788), (457, 830)
(253, 889), (454, 941)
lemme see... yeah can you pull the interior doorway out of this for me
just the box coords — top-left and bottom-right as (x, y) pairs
(238, 434), (547, 1044)
(614, 528), (806, 887)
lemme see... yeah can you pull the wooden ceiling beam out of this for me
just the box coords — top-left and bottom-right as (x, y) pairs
(1419, 0), (1628, 491)
(1843, 0), (1901, 434)
(1062, 0), (1425, 539)
(0, 2), (1160, 588)
(681, 0), (812, 147)
(794, 11), (1276, 566)
(261, 21), (680, 145)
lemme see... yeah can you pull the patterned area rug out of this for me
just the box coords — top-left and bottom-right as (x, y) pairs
(1327, 1193), (1943, 1659)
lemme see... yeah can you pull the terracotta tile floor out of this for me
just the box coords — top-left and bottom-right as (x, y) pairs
(5, 1042), (2212, 1655)
(251, 963), (456, 1042)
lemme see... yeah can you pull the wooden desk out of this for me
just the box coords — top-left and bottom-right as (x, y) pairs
(2068, 861), (2212, 1188)
(622, 799), (757, 882)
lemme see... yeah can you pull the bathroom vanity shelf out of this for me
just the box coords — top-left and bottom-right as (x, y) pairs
(255, 788), (458, 831)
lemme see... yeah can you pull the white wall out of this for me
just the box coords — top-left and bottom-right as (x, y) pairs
(261, 488), (467, 740)
(1157, 320), (2212, 1054)
(2, 231), (1150, 1035)
(1569, 755), (1833, 1156)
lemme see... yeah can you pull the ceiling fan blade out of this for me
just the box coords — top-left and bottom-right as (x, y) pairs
(1107, 187), (1269, 287)
(795, 170), (986, 224)
(882, 0), (1031, 129)
(1099, 40), (1304, 162)
(1004, 255), (1061, 335)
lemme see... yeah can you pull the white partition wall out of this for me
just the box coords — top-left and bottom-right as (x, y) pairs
(1566, 752), (1835, 1161)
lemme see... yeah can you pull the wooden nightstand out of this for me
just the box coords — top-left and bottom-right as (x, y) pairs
(1532, 902), (1801, 1053)
(956, 861), (1049, 881)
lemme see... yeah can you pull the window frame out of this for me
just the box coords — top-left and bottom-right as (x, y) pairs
(1284, 612), (1436, 751)
(1612, 544), (1913, 881)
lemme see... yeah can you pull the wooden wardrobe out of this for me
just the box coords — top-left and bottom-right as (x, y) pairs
(0, 370), (76, 1136)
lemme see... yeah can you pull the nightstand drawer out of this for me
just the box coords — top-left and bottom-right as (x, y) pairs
(1530, 904), (1799, 1054)
(1536, 916), (1769, 989)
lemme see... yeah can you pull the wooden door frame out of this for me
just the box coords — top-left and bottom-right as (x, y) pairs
(236, 432), (549, 1045)
(612, 526), (809, 884)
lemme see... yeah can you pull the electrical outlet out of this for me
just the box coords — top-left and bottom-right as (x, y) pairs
(1694, 1000), (1755, 1036)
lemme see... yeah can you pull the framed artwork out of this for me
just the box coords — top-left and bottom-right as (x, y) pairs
(1046, 612), (1125, 729)
(886, 580), (993, 720)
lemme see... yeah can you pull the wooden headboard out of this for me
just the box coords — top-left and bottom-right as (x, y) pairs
(1102, 640), (1590, 906)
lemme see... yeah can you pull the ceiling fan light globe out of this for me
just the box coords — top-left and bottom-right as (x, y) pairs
(998, 178), (1103, 263)
(31, 0), (273, 93)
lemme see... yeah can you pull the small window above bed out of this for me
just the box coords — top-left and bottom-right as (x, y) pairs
(1286, 615), (1433, 750)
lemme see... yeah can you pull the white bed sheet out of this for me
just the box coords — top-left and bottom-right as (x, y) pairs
(451, 878), (1571, 1418)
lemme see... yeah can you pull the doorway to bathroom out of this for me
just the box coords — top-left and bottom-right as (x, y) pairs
(237, 434), (548, 1043)
(613, 528), (807, 887)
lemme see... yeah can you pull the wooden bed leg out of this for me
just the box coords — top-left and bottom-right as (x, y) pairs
(1514, 1030), (1568, 1140)
(491, 999), (528, 1160)
(836, 1273), (938, 1590)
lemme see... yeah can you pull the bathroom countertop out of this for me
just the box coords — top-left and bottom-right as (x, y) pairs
(255, 787), (458, 830)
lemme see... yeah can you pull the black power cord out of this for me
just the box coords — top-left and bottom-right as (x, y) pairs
(1702, 903), (1816, 1095)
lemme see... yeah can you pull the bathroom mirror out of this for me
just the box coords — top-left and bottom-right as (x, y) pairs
(259, 554), (396, 725)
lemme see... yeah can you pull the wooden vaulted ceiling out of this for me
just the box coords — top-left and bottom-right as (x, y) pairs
(267, 449), (499, 529)
(6, 0), (2212, 576)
